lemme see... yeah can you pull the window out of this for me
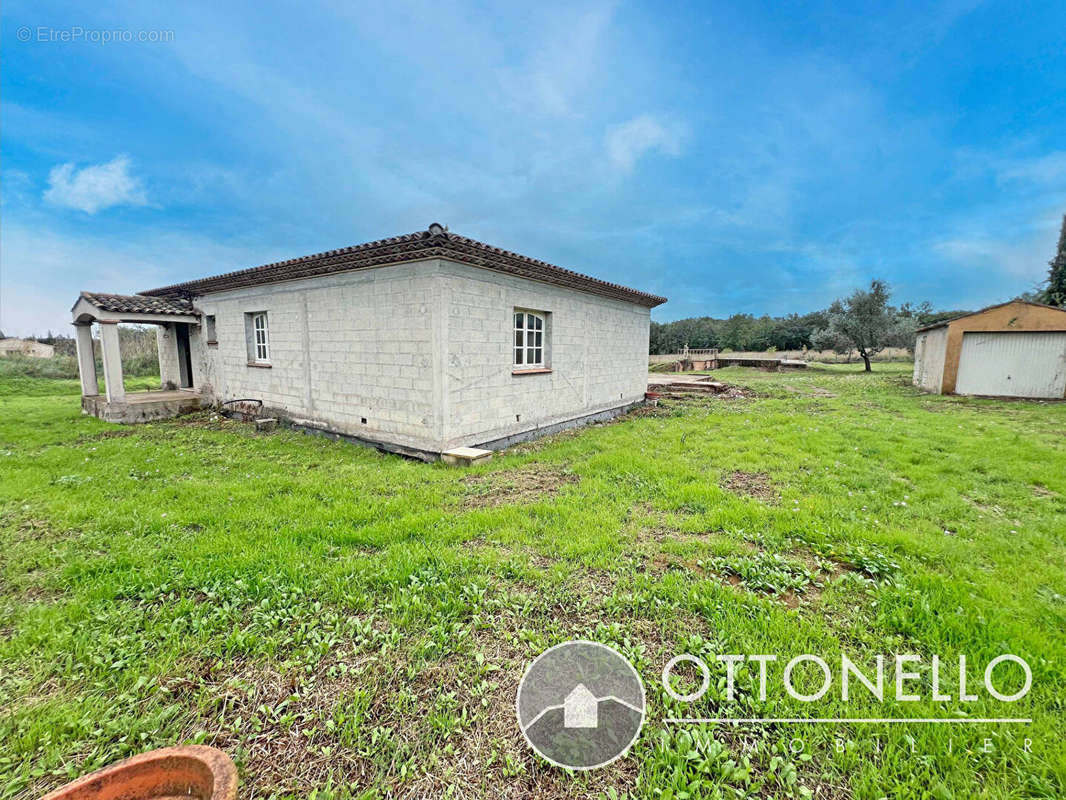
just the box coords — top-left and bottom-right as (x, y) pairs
(245, 311), (270, 364)
(513, 310), (546, 368)
(253, 313), (269, 361)
(204, 315), (217, 344)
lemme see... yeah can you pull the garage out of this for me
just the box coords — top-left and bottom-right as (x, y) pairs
(955, 331), (1066, 398)
(912, 300), (1066, 399)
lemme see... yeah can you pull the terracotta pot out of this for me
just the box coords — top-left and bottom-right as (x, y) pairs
(41, 746), (237, 800)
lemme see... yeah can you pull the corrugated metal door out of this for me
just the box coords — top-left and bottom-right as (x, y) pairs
(955, 332), (1066, 398)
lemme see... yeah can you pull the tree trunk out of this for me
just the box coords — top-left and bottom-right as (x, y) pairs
(862, 353), (872, 372)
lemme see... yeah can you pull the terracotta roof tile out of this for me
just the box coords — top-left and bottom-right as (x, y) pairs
(141, 225), (667, 307)
(79, 291), (196, 316)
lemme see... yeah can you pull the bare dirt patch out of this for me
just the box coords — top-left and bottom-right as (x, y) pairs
(783, 384), (837, 398)
(461, 464), (580, 509)
(0, 514), (76, 548)
(720, 470), (778, 503)
(77, 429), (136, 442)
(623, 402), (673, 418)
(653, 383), (759, 401)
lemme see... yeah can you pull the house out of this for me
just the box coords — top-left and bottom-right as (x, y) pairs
(0, 338), (55, 358)
(913, 300), (1066, 398)
(562, 684), (599, 729)
(71, 224), (666, 458)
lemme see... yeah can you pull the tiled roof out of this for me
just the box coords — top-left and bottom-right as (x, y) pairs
(141, 224), (667, 307)
(79, 291), (197, 316)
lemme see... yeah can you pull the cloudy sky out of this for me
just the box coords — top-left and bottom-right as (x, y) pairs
(2, 0), (1065, 335)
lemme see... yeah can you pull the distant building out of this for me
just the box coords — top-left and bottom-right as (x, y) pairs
(71, 224), (666, 457)
(0, 338), (55, 358)
(913, 300), (1066, 398)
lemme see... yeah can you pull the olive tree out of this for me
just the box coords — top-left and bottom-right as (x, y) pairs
(812, 280), (916, 371)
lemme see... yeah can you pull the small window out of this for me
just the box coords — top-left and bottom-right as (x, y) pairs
(253, 313), (269, 361)
(513, 310), (545, 368)
(204, 315), (217, 343)
(245, 311), (270, 363)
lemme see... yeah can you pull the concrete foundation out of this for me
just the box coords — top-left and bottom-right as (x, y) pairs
(289, 399), (643, 460)
(82, 390), (205, 423)
(474, 400), (642, 451)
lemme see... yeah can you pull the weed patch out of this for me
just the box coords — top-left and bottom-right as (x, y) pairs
(720, 470), (778, 503)
(460, 463), (580, 509)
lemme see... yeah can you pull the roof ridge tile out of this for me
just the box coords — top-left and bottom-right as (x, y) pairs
(140, 226), (665, 307)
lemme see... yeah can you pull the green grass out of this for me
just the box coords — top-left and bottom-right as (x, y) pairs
(1, 364), (1064, 799)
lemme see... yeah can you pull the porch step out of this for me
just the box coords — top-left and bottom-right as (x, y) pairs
(441, 447), (493, 466)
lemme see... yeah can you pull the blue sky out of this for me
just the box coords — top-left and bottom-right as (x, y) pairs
(2, 0), (1065, 335)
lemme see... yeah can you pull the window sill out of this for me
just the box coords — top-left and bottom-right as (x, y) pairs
(512, 368), (552, 375)
(247, 361), (272, 369)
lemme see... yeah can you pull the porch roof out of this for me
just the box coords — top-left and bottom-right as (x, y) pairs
(72, 291), (200, 324)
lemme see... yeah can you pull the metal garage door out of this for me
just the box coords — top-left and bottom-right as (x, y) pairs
(955, 331), (1066, 398)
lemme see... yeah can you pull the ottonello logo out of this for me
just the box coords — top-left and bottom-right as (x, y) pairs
(516, 640), (646, 770)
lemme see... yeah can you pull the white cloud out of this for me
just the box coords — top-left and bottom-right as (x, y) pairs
(932, 217), (1059, 283)
(605, 115), (684, 173)
(996, 151), (1066, 185)
(0, 220), (271, 336)
(44, 155), (148, 214)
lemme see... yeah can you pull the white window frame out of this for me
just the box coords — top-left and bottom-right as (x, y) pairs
(252, 312), (269, 363)
(513, 310), (545, 368)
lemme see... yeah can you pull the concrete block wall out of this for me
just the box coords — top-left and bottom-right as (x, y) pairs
(193, 261), (442, 452)
(191, 258), (652, 455)
(913, 326), (947, 393)
(155, 324), (181, 389)
(438, 260), (651, 450)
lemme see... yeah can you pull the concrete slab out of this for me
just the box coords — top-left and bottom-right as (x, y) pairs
(441, 447), (493, 466)
(82, 390), (204, 423)
(647, 375), (728, 394)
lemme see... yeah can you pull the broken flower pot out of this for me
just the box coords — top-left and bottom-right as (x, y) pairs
(41, 746), (237, 800)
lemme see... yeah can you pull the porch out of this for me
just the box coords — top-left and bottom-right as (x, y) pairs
(71, 291), (207, 423)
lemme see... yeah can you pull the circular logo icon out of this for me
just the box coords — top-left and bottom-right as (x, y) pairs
(516, 640), (646, 770)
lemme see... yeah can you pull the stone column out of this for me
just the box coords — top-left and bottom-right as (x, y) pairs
(98, 321), (125, 403)
(73, 322), (99, 397)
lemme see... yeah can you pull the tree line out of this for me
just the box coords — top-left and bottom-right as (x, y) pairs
(650, 299), (966, 356)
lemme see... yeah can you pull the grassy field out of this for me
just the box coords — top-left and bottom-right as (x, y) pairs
(1, 364), (1064, 799)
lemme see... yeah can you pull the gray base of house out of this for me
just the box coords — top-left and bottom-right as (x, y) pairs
(472, 401), (644, 451)
(80, 391), (643, 459)
(82, 390), (205, 423)
(288, 418), (442, 462)
(289, 400), (645, 461)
